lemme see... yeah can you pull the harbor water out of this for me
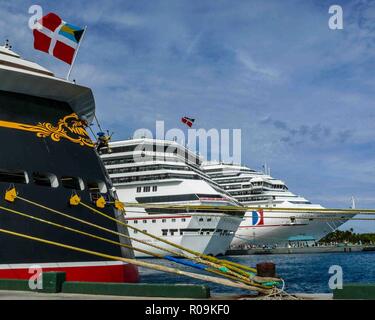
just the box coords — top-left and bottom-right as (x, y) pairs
(139, 252), (375, 295)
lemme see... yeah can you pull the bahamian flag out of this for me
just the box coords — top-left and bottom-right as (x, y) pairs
(59, 23), (85, 44)
(33, 13), (85, 65)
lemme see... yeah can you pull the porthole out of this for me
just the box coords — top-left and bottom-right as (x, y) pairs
(87, 181), (107, 193)
(61, 176), (84, 191)
(33, 172), (58, 188)
(0, 169), (28, 184)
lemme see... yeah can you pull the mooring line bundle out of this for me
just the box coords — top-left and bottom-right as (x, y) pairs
(77, 196), (281, 288)
(19, 193), (262, 284)
(0, 226), (270, 293)
(77, 198), (283, 286)
(1, 188), (282, 294)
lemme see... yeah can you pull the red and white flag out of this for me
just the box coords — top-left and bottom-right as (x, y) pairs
(181, 117), (195, 128)
(33, 13), (85, 65)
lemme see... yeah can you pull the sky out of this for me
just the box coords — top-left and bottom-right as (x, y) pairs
(0, 0), (374, 232)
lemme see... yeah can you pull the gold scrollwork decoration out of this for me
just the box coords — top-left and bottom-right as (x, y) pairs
(0, 113), (95, 148)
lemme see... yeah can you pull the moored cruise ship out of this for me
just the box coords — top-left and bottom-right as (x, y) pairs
(0, 42), (138, 282)
(201, 162), (353, 246)
(101, 139), (244, 257)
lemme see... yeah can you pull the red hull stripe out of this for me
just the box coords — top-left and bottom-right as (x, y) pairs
(0, 261), (139, 283)
(239, 224), (308, 228)
(125, 215), (192, 221)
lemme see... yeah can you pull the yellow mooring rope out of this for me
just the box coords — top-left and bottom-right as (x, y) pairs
(0, 205), (161, 258)
(77, 200), (258, 276)
(0, 203), (267, 288)
(0, 226), (273, 294)
(6, 190), (277, 289)
(17, 195), (188, 257)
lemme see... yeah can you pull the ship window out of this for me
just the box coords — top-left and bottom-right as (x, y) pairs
(0, 169), (28, 184)
(162, 219), (166, 223)
(87, 181), (107, 193)
(33, 172), (58, 188)
(152, 220), (156, 223)
(199, 218), (204, 222)
(144, 186), (151, 192)
(143, 220), (147, 224)
(162, 229), (168, 236)
(136, 187), (142, 193)
(182, 218), (186, 222)
(61, 176), (84, 191)
(134, 220), (138, 224)
(152, 186), (158, 192)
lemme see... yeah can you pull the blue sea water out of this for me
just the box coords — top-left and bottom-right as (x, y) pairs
(139, 252), (375, 295)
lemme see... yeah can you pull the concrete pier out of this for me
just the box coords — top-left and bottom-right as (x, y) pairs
(0, 290), (333, 300)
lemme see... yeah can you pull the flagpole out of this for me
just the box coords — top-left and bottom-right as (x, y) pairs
(66, 25), (87, 81)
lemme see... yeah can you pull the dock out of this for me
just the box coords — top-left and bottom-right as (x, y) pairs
(0, 271), (334, 300)
(0, 290), (193, 300)
(0, 290), (334, 300)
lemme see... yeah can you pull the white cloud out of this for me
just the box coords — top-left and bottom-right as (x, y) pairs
(236, 50), (281, 80)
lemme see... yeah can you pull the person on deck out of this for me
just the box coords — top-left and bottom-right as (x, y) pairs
(96, 132), (112, 153)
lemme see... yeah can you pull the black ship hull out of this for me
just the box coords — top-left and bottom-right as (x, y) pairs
(0, 90), (139, 283)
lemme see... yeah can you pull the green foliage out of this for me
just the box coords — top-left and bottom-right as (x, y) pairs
(320, 230), (375, 244)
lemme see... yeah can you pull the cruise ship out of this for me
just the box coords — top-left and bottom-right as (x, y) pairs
(100, 139), (244, 257)
(201, 162), (353, 247)
(0, 42), (138, 282)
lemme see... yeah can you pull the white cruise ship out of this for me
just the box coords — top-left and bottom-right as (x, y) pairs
(201, 162), (353, 247)
(100, 139), (244, 257)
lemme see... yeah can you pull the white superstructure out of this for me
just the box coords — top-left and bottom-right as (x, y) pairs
(201, 162), (353, 247)
(0, 42), (95, 122)
(101, 139), (244, 257)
